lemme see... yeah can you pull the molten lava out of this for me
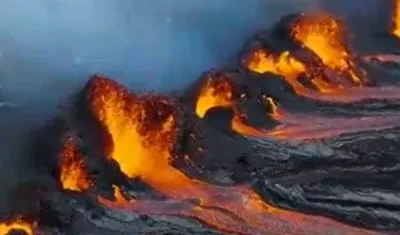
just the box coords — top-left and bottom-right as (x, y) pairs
(0, 218), (35, 235)
(192, 75), (288, 138)
(291, 13), (363, 86)
(58, 135), (92, 192)
(244, 49), (343, 96)
(392, 0), (400, 38)
(194, 75), (234, 118)
(86, 76), (188, 191)
(87, 76), (378, 235)
(263, 95), (285, 120)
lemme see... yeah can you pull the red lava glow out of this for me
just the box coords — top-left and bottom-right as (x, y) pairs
(392, 0), (400, 38)
(87, 76), (379, 235)
(291, 13), (364, 86)
(295, 86), (400, 103)
(0, 218), (35, 235)
(58, 135), (92, 192)
(268, 113), (400, 141)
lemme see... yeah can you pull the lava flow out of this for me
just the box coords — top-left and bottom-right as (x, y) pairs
(87, 76), (379, 235)
(0, 218), (35, 235)
(58, 135), (92, 192)
(194, 75), (234, 118)
(392, 0), (400, 38)
(244, 49), (347, 95)
(291, 13), (363, 86)
(192, 75), (400, 141)
(193, 74), (283, 136)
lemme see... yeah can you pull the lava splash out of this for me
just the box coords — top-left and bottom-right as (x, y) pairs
(84, 76), (381, 235)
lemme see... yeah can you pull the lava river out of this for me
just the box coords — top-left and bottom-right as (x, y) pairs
(194, 75), (400, 142)
(82, 76), (383, 235)
(244, 12), (400, 103)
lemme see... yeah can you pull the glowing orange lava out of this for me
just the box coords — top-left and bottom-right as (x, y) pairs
(263, 95), (285, 119)
(87, 76), (378, 235)
(392, 0), (400, 37)
(0, 218), (35, 235)
(194, 75), (234, 118)
(291, 13), (363, 86)
(86, 76), (190, 193)
(59, 135), (92, 191)
(244, 49), (343, 96)
(193, 75), (285, 138)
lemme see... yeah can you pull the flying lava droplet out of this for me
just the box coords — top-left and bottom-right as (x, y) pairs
(86, 76), (380, 235)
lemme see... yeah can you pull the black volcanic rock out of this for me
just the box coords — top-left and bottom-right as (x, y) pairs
(6, 10), (400, 235)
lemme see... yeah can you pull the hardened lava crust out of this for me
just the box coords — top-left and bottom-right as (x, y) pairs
(3, 10), (400, 235)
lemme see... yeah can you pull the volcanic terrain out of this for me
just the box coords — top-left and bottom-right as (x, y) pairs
(2, 6), (400, 235)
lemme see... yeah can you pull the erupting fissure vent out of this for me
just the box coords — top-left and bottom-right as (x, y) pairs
(244, 12), (367, 98)
(58, 135), (92, 192)
(50, 76), (377, 234)
(291, 13), (364, 86)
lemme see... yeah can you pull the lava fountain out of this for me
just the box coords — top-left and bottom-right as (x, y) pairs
(291, 13), (363, 86)
(85, 75), (382, 235)
(58, 135), (92, 192)
(244, 12), (400, 103)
